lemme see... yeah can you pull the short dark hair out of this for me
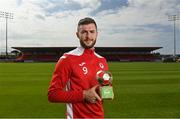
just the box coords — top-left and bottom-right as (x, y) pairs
(77, 17), (97, 31)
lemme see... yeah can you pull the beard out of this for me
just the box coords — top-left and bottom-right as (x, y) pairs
(80, 39), (96, 49)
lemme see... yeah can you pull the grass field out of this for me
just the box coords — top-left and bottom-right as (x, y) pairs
(0, 62), (180, 118)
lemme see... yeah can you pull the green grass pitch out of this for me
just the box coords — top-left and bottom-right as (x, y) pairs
(0, 62), (180, 118)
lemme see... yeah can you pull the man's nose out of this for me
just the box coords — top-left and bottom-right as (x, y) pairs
(86, 32), (91, 39)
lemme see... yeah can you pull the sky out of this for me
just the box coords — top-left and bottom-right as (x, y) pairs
(0, 0), (180, 54)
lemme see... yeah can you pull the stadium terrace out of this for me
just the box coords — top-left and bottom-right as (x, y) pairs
(12, 47), (162, 62)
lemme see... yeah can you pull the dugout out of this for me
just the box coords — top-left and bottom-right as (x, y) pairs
(12, 47), (162, 62)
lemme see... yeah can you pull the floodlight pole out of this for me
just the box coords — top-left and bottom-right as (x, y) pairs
(0, 11), (13, 58)
(173, 17), (176, 58)
(168, 15), (180, 59)
(6, 16), (8, 57)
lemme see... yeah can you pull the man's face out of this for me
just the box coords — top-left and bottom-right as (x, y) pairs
(76, 23), (98, 49)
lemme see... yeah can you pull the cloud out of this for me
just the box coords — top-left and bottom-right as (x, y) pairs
(95, 0), (180, 54)
(67, 0), (101, 9)
(0, 0), (179, 54)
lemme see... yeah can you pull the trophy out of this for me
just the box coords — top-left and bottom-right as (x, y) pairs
(96, 70), (114, 100)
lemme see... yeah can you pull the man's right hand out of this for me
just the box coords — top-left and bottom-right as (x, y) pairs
(83, 85), (101, 103)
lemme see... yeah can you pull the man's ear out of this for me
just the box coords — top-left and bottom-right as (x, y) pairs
(76, 32), (79, 38)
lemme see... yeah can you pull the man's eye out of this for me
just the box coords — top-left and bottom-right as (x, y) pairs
(81, 31), (86, 34)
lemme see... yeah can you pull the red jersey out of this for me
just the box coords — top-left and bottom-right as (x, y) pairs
(48, 47), (108, 118)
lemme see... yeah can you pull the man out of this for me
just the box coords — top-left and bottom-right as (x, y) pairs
(48, 17), (109, 118)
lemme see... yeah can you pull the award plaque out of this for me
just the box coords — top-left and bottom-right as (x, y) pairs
(96, 70), (114, 100)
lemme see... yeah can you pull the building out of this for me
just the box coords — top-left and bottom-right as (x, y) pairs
(12, 47), (162, 62)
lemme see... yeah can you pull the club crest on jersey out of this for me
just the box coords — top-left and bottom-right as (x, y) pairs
(99, 63), (104, 69)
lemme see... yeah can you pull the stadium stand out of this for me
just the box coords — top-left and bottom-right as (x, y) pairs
(12, 47), (162, 62)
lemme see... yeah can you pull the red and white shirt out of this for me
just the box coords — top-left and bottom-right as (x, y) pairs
(48, 47), (108, 118)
